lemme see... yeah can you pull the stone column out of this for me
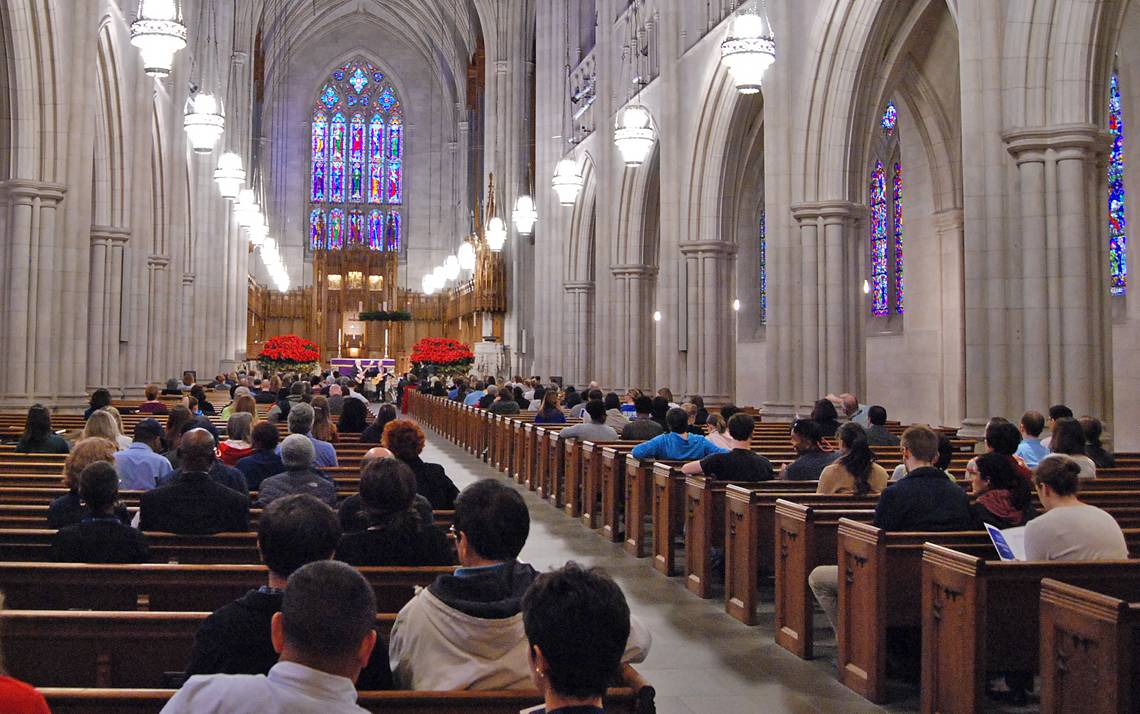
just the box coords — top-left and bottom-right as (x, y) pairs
(86, 226), (130, 392)
(678, 241), (738, 404)
(934, 209), (966, 426)
(1002, 124), (1111, 420)
(610, 264), (658, 391)
(146, 255), (171, 382)
(0, 180), (67, 405)
(563, 281), (594, 384)
(788, 201), (866, 403)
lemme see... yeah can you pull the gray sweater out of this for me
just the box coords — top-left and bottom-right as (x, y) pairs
(256, 468), (338, 508)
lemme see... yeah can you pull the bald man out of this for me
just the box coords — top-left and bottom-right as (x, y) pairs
(139, 428), (251, 534)
(337, 447), (434, 533)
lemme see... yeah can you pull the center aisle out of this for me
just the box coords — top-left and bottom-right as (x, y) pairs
(414, 421), (898, 714)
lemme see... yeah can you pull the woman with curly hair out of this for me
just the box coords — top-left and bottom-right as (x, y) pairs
(47, 437), (126, 528)
(383, 420), (459, 510)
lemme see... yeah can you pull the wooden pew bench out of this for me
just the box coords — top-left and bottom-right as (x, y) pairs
(0, 562), (454, 612)
(1037, 578), (1140, 713)
(921, 545), (1140, 713)
(39, 662), (654, 714)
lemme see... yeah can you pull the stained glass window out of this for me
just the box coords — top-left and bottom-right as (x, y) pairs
(328, 209), (345, 250)
(309, 58), (403, 252)
(868, 101), (904, 316)
(309, 209), (325, 250)
(1109, 71), (1127, 296)
(759, 209), (767, 325)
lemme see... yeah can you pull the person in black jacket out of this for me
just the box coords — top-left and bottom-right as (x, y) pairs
(184, 494), (393, 690)
(335, 458), (454, 567)
(49, 462), (149, 563)
(139, 429), (250, 534)
(383, 419), (459, 510)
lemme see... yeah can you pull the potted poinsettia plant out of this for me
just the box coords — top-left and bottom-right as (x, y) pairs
(409, 337), (474, 377)
(257, 334), (321, 375)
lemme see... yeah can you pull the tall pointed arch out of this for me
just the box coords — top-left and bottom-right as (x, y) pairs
(868, 100), (903, 316)
(308, 57), (403, 252)
(1109, 70), (1127, 296)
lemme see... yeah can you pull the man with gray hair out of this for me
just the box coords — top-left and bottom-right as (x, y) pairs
(477, 384), (499, 410)
(259, 434), (337, 508)
(277, 402), (338, 468)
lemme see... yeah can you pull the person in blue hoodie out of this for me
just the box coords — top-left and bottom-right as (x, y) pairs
(629, 408), (728, 461)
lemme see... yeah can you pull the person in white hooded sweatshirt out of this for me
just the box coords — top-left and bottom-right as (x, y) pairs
(388, 479), (650, 690)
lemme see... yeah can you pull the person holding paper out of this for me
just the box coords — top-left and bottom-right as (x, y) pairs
(967, 453), (1036, 530)
(1024, 455), (1127, 561)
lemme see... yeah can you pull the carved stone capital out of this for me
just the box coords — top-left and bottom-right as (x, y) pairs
(610, 263), (658, 278)
(790, 200), (867, 225)
(147, 254), (171, 269)
(563, 281), (595, 294)
(182, 273), (196, 286)
(677, 240), (738, 258)
(2, 179), (68, 205)
(90, 225), (130, 246)
(1003, 124), (1110, 160)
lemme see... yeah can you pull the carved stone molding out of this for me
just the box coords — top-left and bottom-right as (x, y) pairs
(677, 240), (738, 258)
(1003, 123), (1110, 160)
(90, 225), (131, 246)
(610, 263), (658, 278)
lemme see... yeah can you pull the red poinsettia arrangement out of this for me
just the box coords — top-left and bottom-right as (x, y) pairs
(257, 334), (321, 373)
(409, 337), (474, 369)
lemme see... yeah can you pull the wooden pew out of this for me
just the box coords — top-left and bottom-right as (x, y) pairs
(40, 662), (655, 714)
(650, 461), (687, 575)
(772, 500), (875, 659)
(0, 562), (453, 612)
(0, 610), (396, 688)
(1038, 578), (1140, 714)
(600, 444), (640, 541)
(623, 457), (656, 557)
(920, 545), (1140, 714)
(723, 487), (876, 625)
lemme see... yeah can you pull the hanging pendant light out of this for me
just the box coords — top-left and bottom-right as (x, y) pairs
(486, 217), (508, 252)
(720, 4), (776, 95)
(512, 195), (538, 235)
(233, 188), (259, 227)
(130, 0), (187, 79)
(213, 152), (246, 198)
(551, 158), (584, 206)
(457, 241), (477, 272)
(184, 91), (225, 153)
(444, 255), (461, 281)
(246, 221), (268, 247)
(614, 105), (656, 167)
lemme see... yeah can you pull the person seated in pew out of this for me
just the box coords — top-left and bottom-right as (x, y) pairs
(982, 418), (1034, 482)
(559, 401), (620, 443)
(809, 426), (971, 638)
(258, 435), (337, 509)
(310, 395), (339, 444)
(889, 432), (955, 482)
(114, 417), (173, 491)
(389, 479), (650, 690)
(83, 387), (112, 420)
(816, 423), (889, 495)
(528, 384), (546, 411)
(1040, 403), (1073, 449)
(514, 386), (531, 412)
(336, 397), (369, 435)
(488, 388), (522, 415)
(620, 395), (664, 441)
(1015, 410), (1049, 468)
(463, 380), (487, 407)
(236, 421), (285, 491)
(810, 399), (841, 438)
(139, 428), (250, 535)
(160, 378), (183, 397)
(14, 403), (69, 454)
(521, 563), (632, 714)
(184, 495), (393, 690)
(477, 385), (500, 410)
(681, 413), (774, 482)
(702, 414), (733, 450)
(968, 451), (1036, 529)
(1042, 417), (1097, 480)
(680, 403), (706, 435)
(338, 447), (434, 533)
(602, 392), (629, 431)
(326, 383), (346, 416)
(49, 462), (149, 563)
(649, 396), (670, 429)
(137, 383), (170, 415)
(874, 426), (971, 531)
(863, 406), (900, 447)
(1080, 416), (1115, 468)
(383, 420), (459, 510)
(686, 395), (710, 426)
(160, 405), (194, 454)
(82, 409), (127, 451)
(629, 408), (726, 461)
(266, 381), (305, 425)
(218, 413), (255, 466)
(47, 436), (128, 529)
(359, 403), (398, 444)
(159, 418), (249, 496)
(779, 419), (838, 482)
(168, 560), (381, 713)
(270, 402), (337, 468)
(334, 458), (454, 567)
(1024, 455), (1127, 561)
(535, 390), (569, 425)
